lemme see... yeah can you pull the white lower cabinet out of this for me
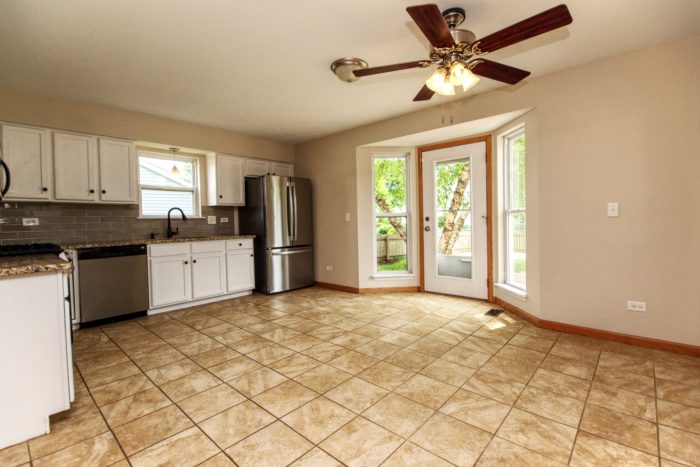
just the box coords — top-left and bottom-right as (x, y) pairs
(148, 239), (254, 311)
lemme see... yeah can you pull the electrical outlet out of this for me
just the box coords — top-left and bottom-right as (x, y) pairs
(607, 202), (619, 217)
(220, 217), (229, 223)
(207, 216), (216, 225)
(22, 218), (39, 226)
(345, 212), (351, 222)
(326, 265), (333, 271)
(627, 301), (647, 312)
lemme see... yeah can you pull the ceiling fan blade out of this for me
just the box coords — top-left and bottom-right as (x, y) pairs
(406, 4), (455, 48)
(471, 59), (530, 85)
(413, 85), (435, 101)
(475, 4), (572, 53)
(353, 60), (429, 78)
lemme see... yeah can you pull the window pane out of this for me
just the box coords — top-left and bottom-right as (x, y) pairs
(508, 211), (526, 287)
(374, 157), (407, 214)
(141, 189), (195, 217)
(435, 157), (472, 279)
(508, 132), (526, 210)
(139, 156), (194, 188)
(376, 216), (408, 273)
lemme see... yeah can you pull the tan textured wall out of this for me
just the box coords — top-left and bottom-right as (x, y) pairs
(295, 35), (700, 345)
(0, 88), (294, 161)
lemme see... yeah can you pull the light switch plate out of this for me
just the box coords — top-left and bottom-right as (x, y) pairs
(207, 216), (216, 225)
(22, 218), (39, 226)
(607, 202), (619, 217)
(220, 217), (229, 223)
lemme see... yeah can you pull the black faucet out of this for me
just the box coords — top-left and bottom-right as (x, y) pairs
(166, 207), (187, 239)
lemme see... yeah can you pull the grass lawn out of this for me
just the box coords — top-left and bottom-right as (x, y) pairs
(377, 257), (407, 272)
(514, 258), (526, 273)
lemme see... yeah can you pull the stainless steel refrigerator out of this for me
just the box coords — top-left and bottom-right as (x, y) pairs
(239, 175), (314, 294)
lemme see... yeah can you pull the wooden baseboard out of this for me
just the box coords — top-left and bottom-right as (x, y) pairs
(314, 281), (360, 294)
(493, 297), (539, 326)
(315, 282), (420, 295)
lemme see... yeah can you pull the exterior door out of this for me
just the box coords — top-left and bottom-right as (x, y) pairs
(421, 141), (488, 298)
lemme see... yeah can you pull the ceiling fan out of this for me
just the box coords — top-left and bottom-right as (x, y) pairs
(331, 3), (572, 101)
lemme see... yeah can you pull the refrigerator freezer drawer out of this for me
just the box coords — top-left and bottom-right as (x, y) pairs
(265, 247), (314, 293)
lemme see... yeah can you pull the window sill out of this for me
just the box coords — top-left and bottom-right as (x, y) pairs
(371, 273), (416, 280)
(495, 282), (528, 301)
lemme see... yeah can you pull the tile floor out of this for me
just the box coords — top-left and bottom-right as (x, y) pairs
(2, 288), (699, 466)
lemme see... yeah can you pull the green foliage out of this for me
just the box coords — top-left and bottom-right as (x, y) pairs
(435, 159), (469, 211)
(374, 158), (406, 213)
(377, 257), (407, 272)
(510, 133), (526, 208)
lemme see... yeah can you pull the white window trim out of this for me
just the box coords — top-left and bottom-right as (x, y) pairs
(138, 151), (202, 219)
(502, 126), (526, 291)
(371, 153), (412, 276)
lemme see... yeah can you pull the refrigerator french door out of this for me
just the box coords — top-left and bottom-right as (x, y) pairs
(240, 175), (314, 294)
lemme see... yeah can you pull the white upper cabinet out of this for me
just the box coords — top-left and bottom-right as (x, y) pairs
(98, 138), (137, 203)
(0, 125), (51, 200)
(269, 163), (293, 177)
(207, 153), (244, 206)
(53, 132), (98, 202)
(244, 158), (294, 177)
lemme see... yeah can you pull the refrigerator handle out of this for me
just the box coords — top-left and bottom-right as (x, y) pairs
(286, 182), (294, 243)
(292, 182), (298, 243)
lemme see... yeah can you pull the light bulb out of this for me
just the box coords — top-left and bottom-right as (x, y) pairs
(449, 62), (466, 86)
(438, 81), (455, 96)
(170, 165), (181, 176)
(425, 68), (447, 93)
(461, 68), (480, 92)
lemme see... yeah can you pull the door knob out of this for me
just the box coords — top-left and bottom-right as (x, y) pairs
(425, 216), (430, 221)
(424, 226), (430, 232)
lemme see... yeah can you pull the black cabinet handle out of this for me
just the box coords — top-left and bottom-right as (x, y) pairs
(42, 187), (48, 192)
(238, 243), (242, 246)
(219, 195), (223, 198)
(193, 260), (197, 263)
(89, 189), (95, 194)
(184, 261), (189, 265)
(101, 190), (106, 194)
(250, 254), (254, 257)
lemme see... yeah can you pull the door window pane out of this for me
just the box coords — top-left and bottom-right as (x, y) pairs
(435, 157), (472, 279)
(376, 216), (408, 273)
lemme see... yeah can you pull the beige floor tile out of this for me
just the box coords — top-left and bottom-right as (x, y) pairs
(165, 331), (208, 346)
(657, 399), (700, 435)
(541, 354), (596, 380)
(74, 349), (130, 374)
(178, 384), (246, 422)
(159, 370), (221, 402)
(328, 351), (379, 374)
(283, 396), (355, 443)
(0, 442), (29, 466)
(410, 413), (491, 466)
(656, 361), (700, 386)
(441, 346), (491, 369)
(579, 404), (658, 455)
(385, 348), (436, 372)
(382, 442), (452, 467)
(355, 340), (401, 359)
(550, 341), (600, 363)
(199, 400), (275, 448)
(112, 405), (192, 455)
(354, 324), (392, 339)
(190, 346), (240, 368)
(81, 361), (141, 389)
(91, 373), (154, 406)
(508, 333), (557, 353)
(656, 379), (700, 408)
(495, 344), (547, 367)
(145, 358), (202, 385)
(440, 389), (510, 434)
(363, 393), (434, 438)
(228, 335), (274, 354)
(199, 452), (236, 466)
(208, 355), (262, 381)
(281, 334), (323, 352)
(320, 417), (402, 467)
(229, 366), (288, 397)
(32, 432), (124, 467)
(100, 387), (171, 427)
(307, 326), (347, 341)
(472, 327), (515, 345)
(598, 351), (654, 377)
(458, 336), (505, 355)
(357, 361), (415, 390)
(570, 431), (659, 467)
(594, 367), (655, 396)
(496, 408), (576, 464)
(380, 330), (421, 346)
(480, 356), (538, 384)
(131, 347), (186, 371)
(302, 342), (349, 362)
(226, 421), (313, 466)
(331, 332), (373, 349)
(326, 377), (388, 413)
(253, 380), (318, 417)
(260, 327), (301, 343)
(129, 426), (219, 467)
(246, 343), (296, 365)
(529, 368), (591, 400)
(214, 328), (254, 346)
(395, 374), (458, 410)
(463, 371), (525, 405)
(420, 358), (475, 387)
(476, 436), (563, 467)
(294, 364), (352, 393)
(269, 353), (321, 378)
(200, 322), (238, 338)
(290, 447), (343, 466)
(53, 388), (97, 420)
(659, 425), (700, 466)
(28, 409), (108, 459)
(588, 382), (656, 421)
(515, 386), (584, 427)
(406, 337), (452, 358)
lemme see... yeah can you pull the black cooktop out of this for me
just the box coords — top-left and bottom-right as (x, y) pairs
(0, 243), (63, 257)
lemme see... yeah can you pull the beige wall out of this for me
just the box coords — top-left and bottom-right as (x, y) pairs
(0, 88), (294, 162)
(295, 35), (700, 345)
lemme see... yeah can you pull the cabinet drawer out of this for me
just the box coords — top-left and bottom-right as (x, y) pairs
(149, 242), (190, 257)
(226, 239), (253, 251)
(191, 240), (225, 254)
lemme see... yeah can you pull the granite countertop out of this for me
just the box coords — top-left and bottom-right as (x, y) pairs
(0, 254), (72, 279)
(61, 235), (255, 250)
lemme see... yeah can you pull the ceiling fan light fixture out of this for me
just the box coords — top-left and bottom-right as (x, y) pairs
(425, 67), (447, 93)
(460, 68), (480, 92)
(448, 61), (466, 86)
(439, 81), (455, 96)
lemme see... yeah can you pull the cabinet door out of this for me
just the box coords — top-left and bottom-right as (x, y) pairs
(98, 138), (136, 203)
(53, 132), (97, 201)
(227, 250), (255, 293)
(269, 163), (293, 177)
(0, 125), (51, 200)
(149, 255), (192, 307)
(244, 159), (269, 176)
(217, 155), (244, 205)
(192, 252), (226, 299)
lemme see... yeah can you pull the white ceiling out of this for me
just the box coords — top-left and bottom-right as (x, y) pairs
(0, 1), (698, 144)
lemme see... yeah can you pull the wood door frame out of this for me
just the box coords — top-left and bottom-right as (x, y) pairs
(417, 134), (494, 301)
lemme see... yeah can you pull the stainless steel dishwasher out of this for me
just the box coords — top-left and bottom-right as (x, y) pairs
(76, 244), (149, 324)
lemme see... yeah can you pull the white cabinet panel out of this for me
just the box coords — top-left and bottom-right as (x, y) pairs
(227, 250), (255, 293)
(244, 159), (269, 177)
(149, 255), (192, 307)
(0, 125), (51, 200)
(98, 138), (136, 203)
(192, 252), (226, 299)
(269, 163), (293, 176)
(53, 132), (97, 202)
(207, 154), (244, 206)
